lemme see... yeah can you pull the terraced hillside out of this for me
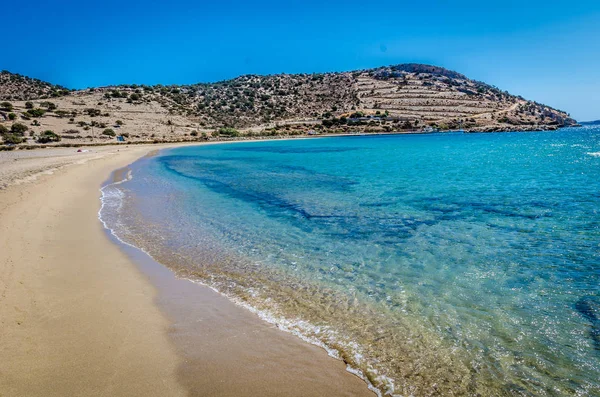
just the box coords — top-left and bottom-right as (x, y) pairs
(144, 64), (575, 131)
(357, 69), (508, 121)
(0, 64), (577, 148)
(353, 65), (574, 131)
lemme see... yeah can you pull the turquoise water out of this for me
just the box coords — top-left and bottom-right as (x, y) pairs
(101, 128), (600, 396)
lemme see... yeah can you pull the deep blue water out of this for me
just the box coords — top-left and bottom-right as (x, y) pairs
(101, 128), (600, 396)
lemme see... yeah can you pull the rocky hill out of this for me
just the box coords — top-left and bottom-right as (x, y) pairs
(0, 64), (577, 147)
(0, 70), (71, 100)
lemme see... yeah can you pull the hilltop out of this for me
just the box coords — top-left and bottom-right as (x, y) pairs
(0, 71), (71, 100)
(0, 64), (577, 148)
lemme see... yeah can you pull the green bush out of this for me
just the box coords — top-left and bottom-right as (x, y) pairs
(115, 120), (123, 126)
(25, 101), (34, 109)
(8, 113), (16, 120)
(0, 125), (8, 135)
(36, 130), (61, 143)
(40, 101), (57, 111)
(349, 111), (365, 118)
(217, 127), (240, 137)
(25, 108), (46, 118)
(3, 134), (24, 144)
(11, 122), (28, 135)
(0, 101), (13, 111)
(55, 110), (71, 118)
(85, 108), (102, 117)
(102, 128), (116, 137)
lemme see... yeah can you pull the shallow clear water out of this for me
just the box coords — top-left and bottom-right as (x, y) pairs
(101, 128), (600, 396)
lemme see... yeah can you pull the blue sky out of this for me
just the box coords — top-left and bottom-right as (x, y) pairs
(3, 0), (599, 120)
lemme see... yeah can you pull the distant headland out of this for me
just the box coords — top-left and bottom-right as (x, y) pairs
(581, 120), (600, 126)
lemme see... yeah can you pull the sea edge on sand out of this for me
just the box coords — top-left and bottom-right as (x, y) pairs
(0, 141), (375, 397)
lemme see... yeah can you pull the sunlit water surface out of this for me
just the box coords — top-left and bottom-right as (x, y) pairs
(101, 128), (600, 396)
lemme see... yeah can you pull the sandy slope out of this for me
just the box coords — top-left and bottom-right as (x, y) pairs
(0, 144), (373, 397)
(0, 146), (186, 396)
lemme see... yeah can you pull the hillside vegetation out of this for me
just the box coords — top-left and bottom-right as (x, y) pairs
(0, 70), (71, 100)
(0, 64), (577, 148)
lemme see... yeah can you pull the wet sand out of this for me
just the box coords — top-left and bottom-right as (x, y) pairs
(0, 145), (373, 396)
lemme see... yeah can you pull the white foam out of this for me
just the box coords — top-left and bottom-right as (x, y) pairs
(586, 152), (600, 157)
(98, 169), (145, 251)
(179, 275), (397, 397)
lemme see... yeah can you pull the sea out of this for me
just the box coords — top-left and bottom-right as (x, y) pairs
(100, 127), (600, 396)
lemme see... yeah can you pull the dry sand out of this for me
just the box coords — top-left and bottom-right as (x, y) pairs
(0, 144), (374, 396)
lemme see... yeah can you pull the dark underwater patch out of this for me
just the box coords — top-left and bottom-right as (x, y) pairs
(160, 155), (358, 195)
(575, 296), (600, 351)
(416, 196), (552, 220)
(359, 201), (398, 208)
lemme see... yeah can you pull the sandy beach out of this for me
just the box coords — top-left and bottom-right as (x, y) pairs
(0, 144), (373, 396)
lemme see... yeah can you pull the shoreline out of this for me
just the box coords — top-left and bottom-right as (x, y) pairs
(0, 124), (579, 153)
(0, 145), (186, 396)
(0, 142), (374, 396)
(100, 163), (381, 396)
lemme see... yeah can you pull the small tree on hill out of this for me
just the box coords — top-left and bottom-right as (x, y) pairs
(3, 134), (24, 145)
(40, 101), (57, 111)
(11, 122), (28, 135)
(36, 130), (61, 143)
(26, 108), (46, 117)
(217, 127), (240, 137)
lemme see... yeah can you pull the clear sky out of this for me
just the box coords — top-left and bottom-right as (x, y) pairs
(3, 0), (599, 120)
